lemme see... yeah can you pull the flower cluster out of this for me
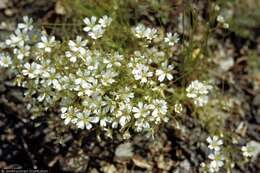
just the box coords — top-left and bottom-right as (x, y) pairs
(83, 15), (112, 39)
(216, 15), (229, 29)
(132, 24), (158, 41)
(186, 80), (212, 107)
(201, 136), (225, 173)
(0, 16), (188, 137)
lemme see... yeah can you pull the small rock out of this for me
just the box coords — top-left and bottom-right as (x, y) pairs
(0, 0), (9, 9)
(180, 160), (191, 171)
(89, 168), (99, 173)
(115, 142), (133, 159)
(0, 161), (7, 169)
(219, 57), (234, 72)
(60, 151), (89, 172)
(101, 163), (117, 173)
(173, 160), (191, 173)
(157, 155), (173, 171)
(4, 9), (15, 16)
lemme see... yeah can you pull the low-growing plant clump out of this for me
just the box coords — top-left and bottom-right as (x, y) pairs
(0, 0), (259, 172)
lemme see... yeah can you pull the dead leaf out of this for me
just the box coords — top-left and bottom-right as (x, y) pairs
(235, 122), (248, 137)
(132, 155), (152, 170)
(55, 0), (66, 15)
(48, 155), (61, 167)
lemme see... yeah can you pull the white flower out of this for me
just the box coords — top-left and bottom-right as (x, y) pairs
(132, 102), (150, 118)
(174, 103), (183, 113)
(208, 153), (224, 172)
(22, 62), (42, 78)
(186, 80), (212, 107)
(43, 72), (62, 91)
(207, 136), (223, 151)
(5, 29), (29, 47)
(194, 95), (209, 107)
(216, 15), (224, 23)
(150, 99), (167, 117)
(134, 119), (150, 132)
(66, 36), (89, 62)
(119, 116), (129, 127)
(241, 143), (255, 158)
(88, 25), (105, 39)
(65, 51), (77, 63)
(186, 80), (211, 98)
(13, 45), (30, 60)
(37, 94), (45, 102)
(200, 162), (208, 173)
(223, 23), (229, 29)
(0, 54), (12, 67)
(37, 35), (56, 52)
(155, 62), (174, 82)
(74, 79), (94, 97)
(68, 36), (88, 54)
(217, 15), (229, 29)
(132, 64), (153, 83)
(89, 116), (100, 124)
(132, 24), (157, 41)
(60, 107), (75, 125)
(143, 27), (157, 41)
(98, 15), (112, 27)
(132, 24), (146, 39)
(83, 16), (112, 39)
(100, 117), (111, 127)
(100, 69), (118, 86)
(164, 32), (179, 46)
(115, 102), (130, 114)
(112, 121), (118, 129)
(75, 112), (93, 129)
(83, 16), (98, 32)
(18, 16), (33, 32)
(214, 5), (220, 11)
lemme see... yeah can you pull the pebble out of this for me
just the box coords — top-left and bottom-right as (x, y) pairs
(115, 142), (133, 159)
(0, 0), (9, 9)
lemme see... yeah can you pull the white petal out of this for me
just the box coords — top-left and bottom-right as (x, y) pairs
(132, 107), (139, 113)
(89, 116), (99, 123)
(119, 116), (126, 126)
(45, 47), (51, 52)
(61, 107), (67, 113)
(167, 74), (173, 80)
(64, 118), (71, 125)
(158, 74), (165, 82)
(134, 113), (141, 119)
(77, 121), (85, 129)
(83, 18), (90, 25)
(37, 43), (45, 48)
(86, 123), (92, 130)
(41, 36), (47, 42)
